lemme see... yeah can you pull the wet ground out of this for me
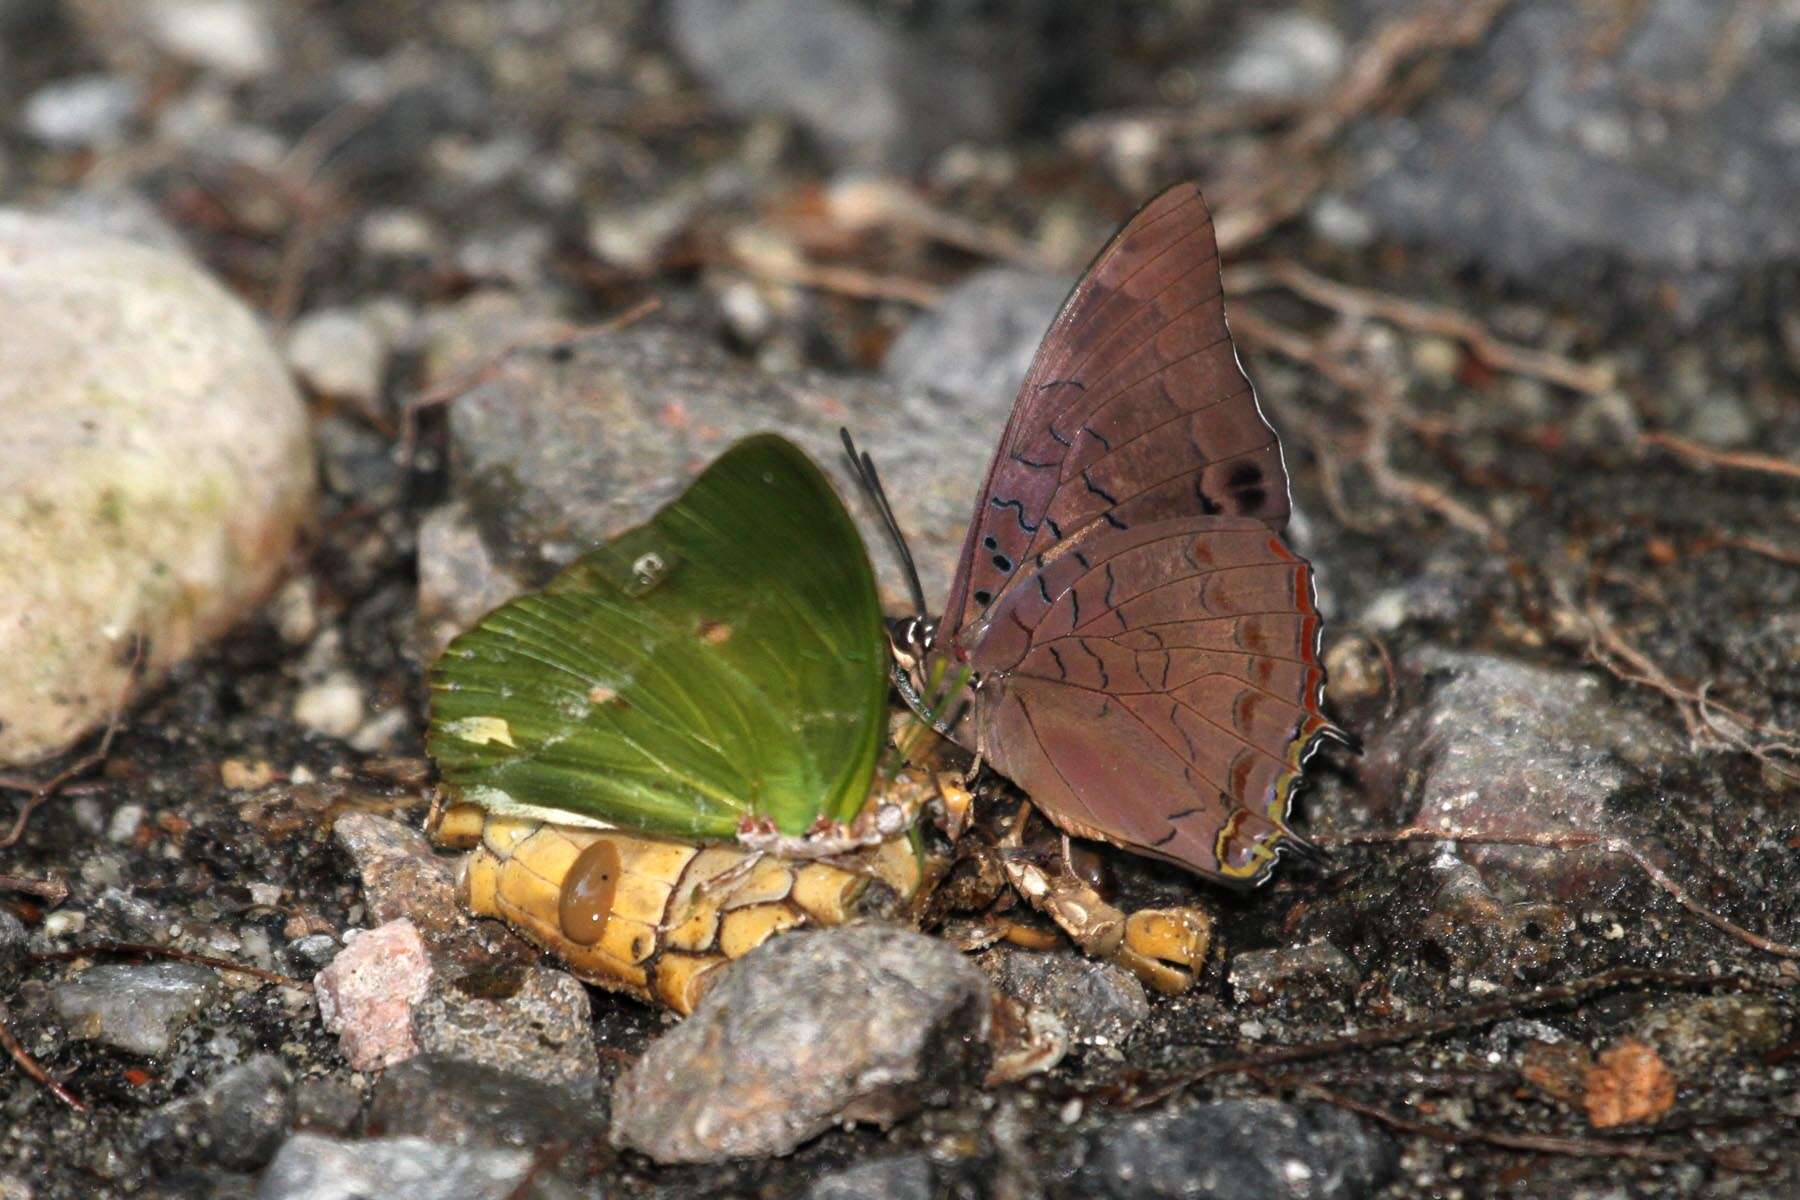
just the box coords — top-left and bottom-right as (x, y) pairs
(2, 2), (1797, 1197)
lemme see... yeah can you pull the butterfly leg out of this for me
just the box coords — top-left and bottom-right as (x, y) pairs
(997, 815), (1126, 959)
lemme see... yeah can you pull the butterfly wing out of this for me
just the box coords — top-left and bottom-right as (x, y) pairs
(966, 516), (1330, 884)
(941, 181), (1290, 639)
(429, 435), (888, 840)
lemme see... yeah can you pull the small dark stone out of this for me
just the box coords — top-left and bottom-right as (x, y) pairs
(365, 1055), (605, 1150)
(1229, 939), (1361, 1008)
(143, 1055), (292, 1172)
(1075, 1099), (1395, 1200)
(981, 946), (1149, 1045)
(411, 968), (600, 1096)
(292, 1075), (366, 1136)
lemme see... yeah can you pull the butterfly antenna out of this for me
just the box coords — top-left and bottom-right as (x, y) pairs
(839, 428), (928, 618)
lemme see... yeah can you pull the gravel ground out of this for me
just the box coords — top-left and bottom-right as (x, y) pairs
(2, 3), (1796, 1198)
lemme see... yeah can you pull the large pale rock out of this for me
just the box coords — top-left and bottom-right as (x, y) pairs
(0, 212), (314, 764)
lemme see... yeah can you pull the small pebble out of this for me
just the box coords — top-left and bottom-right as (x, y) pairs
(43, 910), (87, 938)
(286, 308), (389, 409)
(293, 673), (367, 739)
(106, 803), (146, 844)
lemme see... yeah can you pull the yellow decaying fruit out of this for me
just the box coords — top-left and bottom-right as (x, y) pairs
(433, 802), (922, 1015)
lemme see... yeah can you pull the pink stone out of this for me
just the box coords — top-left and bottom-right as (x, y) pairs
(314, 919), (433, 1071)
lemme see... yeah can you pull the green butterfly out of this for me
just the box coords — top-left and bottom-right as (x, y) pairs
(428, 435), (889, 840)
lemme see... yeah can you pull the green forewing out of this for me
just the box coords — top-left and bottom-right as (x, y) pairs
(428, 435), (888, 839)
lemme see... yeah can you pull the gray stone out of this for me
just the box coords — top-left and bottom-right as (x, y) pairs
(806, 1155), (935, 1200)
(292, 1075), (365, 1136)
(21, 75), (140, 147)
(0, 212), (314, 766)
(143, 1055), (292, 1171)
(1076, 1099), (1394, 1200)
(364, 1055), (604, 1149)
(611, 924), (993, 1163)
(1220, 13), (1346, 104)
(1350, 0), (1800, 310)
(981, 946), (1149, 1045)
(422, 325), (1016, 649)
(286, 308), (389, 410)
(255, 1135), (530, 1200)
(884, 267), (1069, 407)
(52, 962), (219, 1056)
(1229, 939), (1361, 1007)
(0, 910), (23, 969)
(668, 0), (1007, 171)
(412, 968), (599, 1096)
(1360, 648), (1678, 896)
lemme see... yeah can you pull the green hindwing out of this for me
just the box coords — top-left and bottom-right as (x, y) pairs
(428, 435), (889, 839)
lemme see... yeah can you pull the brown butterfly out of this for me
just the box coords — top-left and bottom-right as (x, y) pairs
(858, 182), (1344, 887)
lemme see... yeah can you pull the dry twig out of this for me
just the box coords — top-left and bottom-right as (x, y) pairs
(1117, 966), (1758, 1108)
(1255, 1072), (1760, 1171)
(28, 941), (311, 991)
(1576, 600), (1799, 781)
(1233, 302), (1500, 541)
(0, 874), (68, 905)
(1226, 259), (1615, 394)
(1639, 432), (1800, 484)
(726, 247), (943, 308)
(1316, 826), (1800, 960)
(0, 1005), (84, 1112)
(1215, 0), (1518, 253)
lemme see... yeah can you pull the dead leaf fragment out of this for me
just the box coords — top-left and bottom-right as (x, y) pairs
(1583, 1037), (1676, 1128)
